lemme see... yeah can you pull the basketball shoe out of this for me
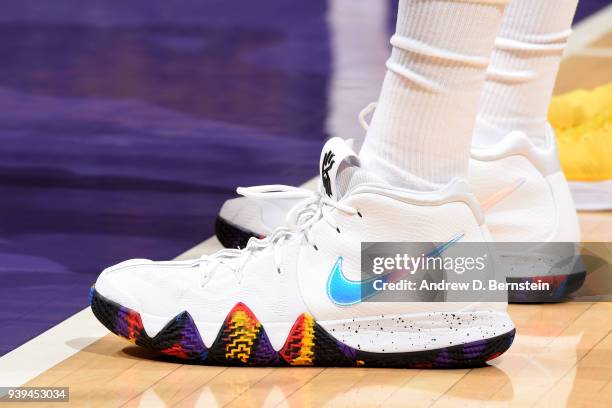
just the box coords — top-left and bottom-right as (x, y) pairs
(91, 138), (515, 367)
(216, 108), (583, 302)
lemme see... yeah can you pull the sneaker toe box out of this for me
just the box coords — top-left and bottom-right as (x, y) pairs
(94, 259), (194, 319)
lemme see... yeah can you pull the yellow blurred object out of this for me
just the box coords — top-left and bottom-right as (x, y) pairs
(549, 82), (612, 130)
(550, 82), (612, 182)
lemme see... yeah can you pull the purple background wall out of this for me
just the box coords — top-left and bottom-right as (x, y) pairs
(0, 0), (607, 356)
(0, 0), (330, 355)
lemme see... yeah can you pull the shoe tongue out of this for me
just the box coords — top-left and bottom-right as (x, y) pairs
(319, 137), (386, 200)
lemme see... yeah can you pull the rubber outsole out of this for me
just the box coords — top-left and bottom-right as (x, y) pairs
(506, 271), (587, 303)
(569, 180), (612, 211)
(215, 216), (260, 249)
(90, 288), (515, 368)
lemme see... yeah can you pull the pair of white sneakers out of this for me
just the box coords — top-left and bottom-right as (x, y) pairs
(91, 123), (582, 367)
(218, 125), (584, 300)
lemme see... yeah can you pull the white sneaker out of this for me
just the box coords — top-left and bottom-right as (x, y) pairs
(92, 138), (515, 367)
(470, 125), (580, 243)
(470, 126), (584, 302)
(217, 125), (583, 302)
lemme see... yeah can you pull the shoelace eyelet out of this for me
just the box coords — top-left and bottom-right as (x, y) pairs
(357, 211), (363, 218)
(336, 227), (341, 233)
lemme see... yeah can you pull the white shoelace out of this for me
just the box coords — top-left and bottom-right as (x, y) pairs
(358, 102), (377, 132)
(198, 105), (379, 286)
(199, 185), (358, 286)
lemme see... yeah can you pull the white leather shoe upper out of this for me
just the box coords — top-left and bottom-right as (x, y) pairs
(220, 129), (580, 243)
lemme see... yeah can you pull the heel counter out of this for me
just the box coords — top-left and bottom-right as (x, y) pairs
(547, 171), (581, 242)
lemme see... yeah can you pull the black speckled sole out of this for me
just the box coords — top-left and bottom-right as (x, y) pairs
(90, 288), (516, 368)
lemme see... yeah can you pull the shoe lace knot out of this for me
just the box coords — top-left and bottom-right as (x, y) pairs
(199, 185), (357, 286)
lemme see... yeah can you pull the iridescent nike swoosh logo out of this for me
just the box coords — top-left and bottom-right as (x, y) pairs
(481, 177), (526, 211)
(326, 233), (464, 306)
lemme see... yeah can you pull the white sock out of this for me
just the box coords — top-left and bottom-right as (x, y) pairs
(359, 0), (507, 190)
(474, 0), (579, 148)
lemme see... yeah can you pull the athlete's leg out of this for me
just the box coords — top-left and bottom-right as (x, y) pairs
(473, 0), (580, 147)
(359, 0), (508, 190)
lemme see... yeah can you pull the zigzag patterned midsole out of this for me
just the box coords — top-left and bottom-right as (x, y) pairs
(90, 287), (515, 367)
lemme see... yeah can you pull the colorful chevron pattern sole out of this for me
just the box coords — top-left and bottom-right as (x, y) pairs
(90, 287), (515, 368)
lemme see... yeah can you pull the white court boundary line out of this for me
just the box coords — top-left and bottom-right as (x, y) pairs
(0, 3), (610, 388)
(0, 237), (223, 387)
(0, 308), (109, 388)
